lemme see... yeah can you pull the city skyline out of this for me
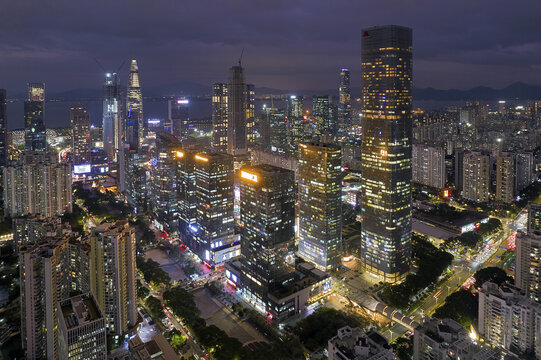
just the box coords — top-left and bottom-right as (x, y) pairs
(1, 1), (541, 94)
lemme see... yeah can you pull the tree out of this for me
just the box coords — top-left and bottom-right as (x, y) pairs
(433, 290), (478, 328)
(145, 296), (165, 321)
(137, 257), (171, 286)
(473, 267), (511, 289)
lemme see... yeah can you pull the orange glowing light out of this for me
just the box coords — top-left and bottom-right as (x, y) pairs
(240, 171), (258, 183)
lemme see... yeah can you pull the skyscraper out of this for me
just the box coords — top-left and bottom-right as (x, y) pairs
(312, 95), (335, 139)
(338, 69), (352, 139)
(211, 83), (228, 153)
(125, 59), (143, 150)
(70, 105), (91, 165)
(515, 231), (541, 303)
(462, 150), (491, 203)
(239, 164), (296, 318)
(227, 64), (255, 156)
(24, 83), (47, 152)
(102, 73), (122, 162)
(169, 98), (190, 140)
(0, 89), (7, 166)
(412, 143), (446, 189)
(360, 25), (413, 282)
(90, 221), (137, 336)
(495, 152), (515, 204)
(297, 142), (342, 271)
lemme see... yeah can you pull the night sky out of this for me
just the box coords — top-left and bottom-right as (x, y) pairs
(1, 0), (541, 94)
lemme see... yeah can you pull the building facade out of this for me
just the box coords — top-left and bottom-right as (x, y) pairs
(360, 25), (413, 282)
(495, 152), (515, 204)
(515, 230), (541, 303)
(412, 143), (446, 189)
(125, 59), (143, 150)
(70, 105), (91, 165)
(102, 73), (122, 162)
(211, 83), (228, 153)
(337, 69), (352, 139)
(24, 83), (47, 152)
(169, 98), (190, 140)
(0, 89), (7, 166)
(328, 326), (396, 360)
(462, 150), (491, 203)
(297, 142), (342, 271)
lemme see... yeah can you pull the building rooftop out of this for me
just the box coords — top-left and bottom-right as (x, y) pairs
(59, 293), (103, 330)
(129, 334), (178, 360)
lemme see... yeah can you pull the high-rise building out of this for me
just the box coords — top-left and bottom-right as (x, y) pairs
(169, 98), (190, 140)
(516, 231), (541, 303)
(13, 215), (69, 251)
(70, 105), (91, 165)
(264, 107), (292, 154)
(57, 293), (107, 360)
(337, 69), (352, 139)
(24, 83), (47, 152)
(226, 64), (254, 156)
(495, 152), (515, 204)
(102, 73), (122, 162)
(516, 151), (535, 193)
(286, 95), (307, 150)
(528, 203), (541, 234)
(312, 95), (335, 139)
(413, 317), (498, 360)
(0, 89), (8, 166)
(176, 148), (197, 243)
(2, 152), (72, 218)
(191, 152), (239, 266)
(297, 142), (342, 271)
(412, 144), (446, 189)
(462, 150), (491, 203)
(328, 326), (395, 360)
(211, 83), (228, 153)
(239, 164), (296, 319)
(479, 282), (541, 358)
(90, 221), (137, 335)
(149, 132), (182, 233)
(125, 59), (143, 150)
(360, 25), (413, 282)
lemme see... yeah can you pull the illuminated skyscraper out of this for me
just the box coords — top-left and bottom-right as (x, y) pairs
(0, 89), (7, 166)
(338, 69), (352, 138)
(226, 65), (255, 156)
(90, 221), (136, 336)
(125, 59), (143, 150)
(462, 150), (490, 203)
(24, 83), (47, 152)
(102, 73), (121, 162)
(297, 142), (342, 271)
(516, 231), (541, 303)
(169, 98), (190, 140)
(312, 95), (335, 139)
(70, 105), (91, 165)
(360, 25), (413, 282)
(176, 148), (197, 242)
(239, 164), (296, 319)
(211, 83), (228, 152)
(495, 152), (515, 204)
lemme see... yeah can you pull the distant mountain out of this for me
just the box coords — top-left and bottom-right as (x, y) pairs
(413, 82), (541, 101)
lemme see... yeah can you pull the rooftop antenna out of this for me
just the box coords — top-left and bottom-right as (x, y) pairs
(239, 48), (244, 67)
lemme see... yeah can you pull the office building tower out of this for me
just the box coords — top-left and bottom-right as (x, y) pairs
(286, 95), (307, 149)
(70, 105), (91, 165)
(90, 221), (137, 335)
(265, 107), (292, 154)
(412, 144), (446, 189)
(454, 148), (464, 191)
(149, 132), (182, 233)
(413, 317), (498, 360)
(462, 150), (491, 203)
(125, 59), (143, 150)
(287, 95), (304, 119)
(328, 326), (395, 360)
(338, 69), (352, 139)
(516, 151), (535, 193)
(226, 64), (255, 156)
(57, 293), (107, 360)
(297, 142), (342, 271)
(102, 72), (122, 162)
(516, 231), (541, 303)
(169, 98), (190, 140)
(529, 203), (541, 234)
(191, 152), (239, 265)
(360, 25), (413, 282)
(24, 83), (47, 152)
(312, 95), (335, 139)
(212, 83), (228, 153)
(125, 150), (149, 212)
(0, 89), (7, 166)
(479, 282), (541, 357)
(239, 165), (296, 319)
(2, 152), (72, 218)
(176, 148), (197, 244)
(495, 152), (515, 204)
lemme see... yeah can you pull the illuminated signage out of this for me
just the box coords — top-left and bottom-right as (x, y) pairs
(443, 189), (449, 198)
(176, 151), (184, 158)
(240, 171), (258, 183)
(195, 155), (208, 162)
(73, 164), (91, 174)
(177, 99), (189, 104)
(380, 149), (388, 157)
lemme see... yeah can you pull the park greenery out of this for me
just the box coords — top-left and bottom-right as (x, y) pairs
(382, 234), (454, 309)
(391, 336), (414, 360)
(136, 257), (171, 286)
(145, 296), (165, 321)
(136, 279), (150, 299)
(73, 182), (131, 221)
(443, 218), (503, 249)
(164, 329), (187, 350)
(472, 266), (512, 289)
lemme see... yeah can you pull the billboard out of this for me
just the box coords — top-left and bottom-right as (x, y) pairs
(73, 164), (91, 174)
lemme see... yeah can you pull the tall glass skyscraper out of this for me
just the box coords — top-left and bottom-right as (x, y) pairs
(24, 83), (46, 152)
(211, 83), (228, 153)
(338, 69), (352, 138)
(227, 65), (247, 155)
(102, 73), (121, 162)
(297, 142), (342, 271)
(70, 105), (91, 165)
(360, 25), (413, 282)
(125, 59), (143, 150)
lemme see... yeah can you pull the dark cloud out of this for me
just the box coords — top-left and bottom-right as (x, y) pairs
(0, 0), (541, 94)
